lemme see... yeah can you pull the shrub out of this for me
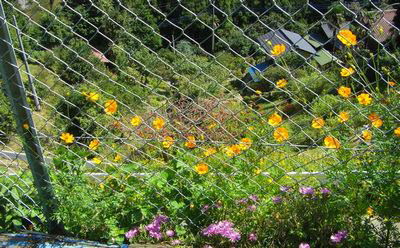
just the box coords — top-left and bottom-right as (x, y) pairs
(0, 91), (15, 143)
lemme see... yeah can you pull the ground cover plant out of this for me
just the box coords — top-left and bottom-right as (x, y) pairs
(0, 0), (399, 247)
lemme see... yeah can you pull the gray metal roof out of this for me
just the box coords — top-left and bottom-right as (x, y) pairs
(258, 29), (317, 55)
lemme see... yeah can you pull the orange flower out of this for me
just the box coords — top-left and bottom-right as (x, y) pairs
(194, 163), (209, 175)
(204, 147), (217, 157)
(388, 81), (396, 87)
(113, 154), (123, 162)
(226, 144), (242, 157)
(273, 127), (289, 142)
(270, 44), (286, 56)
(340, 67), (355, 77)
(372, 119), (383, 128)
(22, 123), (29, 129)
(185, 136), (196, 149)
(357, 93), (372, 105)
(239, 138), (252, 150)
(60, 132), (74, 144)
(394, 127), (400, 137)
(362, 130), (372, 141)
(104, 100), (118, 115)
(368, 112), (380, 122)
(89, 139), (100, 151)
(162, 136), (174, 149)
(324, 136), (340, 149)
(337, 29), (357, 47)
(152, 117), (165, 131)
(311, 117), (325, 129)
(337, 86), (351, 98)
(338, 112), (350, 123)
(130, 116), (142, 126)
(276, 79), (288, 88)
(268, 113), (283, 126)
(366, 207), (374, 217)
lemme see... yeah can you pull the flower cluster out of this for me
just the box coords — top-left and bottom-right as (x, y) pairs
(330, 230), (348, 244)
(145, 215), (169, 240)
(201, 220), (241, 243)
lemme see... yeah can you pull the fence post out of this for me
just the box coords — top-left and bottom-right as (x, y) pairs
(12, 15), (41, 111)
(0, 2), (63, 234)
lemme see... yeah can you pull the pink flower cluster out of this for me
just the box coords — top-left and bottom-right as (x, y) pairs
(330, 230), (348, 244)
(145, 215), (169, 240)
(202, 220), (241, 242)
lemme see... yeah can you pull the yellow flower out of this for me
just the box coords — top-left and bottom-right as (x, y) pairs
(394, 127), (400, 137)
(357, 93), (372, 105)
(254, 168), (262, 175)
(152, 117), (165, 131)
(337, 86), (351, 98)
(366, 207), (374, 217)
(372, 119), (383, 128)
(340, 67), (355, 77)
(162, 136), (174, 149)
(83, 92), (100, 102)
(113, 154), (123, 162)
(225, 144), (242, 157)
(255, 90), (262, 95)
(368, 112), (379, 122)
(239, 138), (252, 150)
(324, 136), (340, 149)
(92, 157), (102, 164)
(130, 116), (142, 126)
(311, 117), (325, 129)
(338, 112), (350, 123)
(60, 132), (74, 144)
(247, 126), (255, 131)
(276, 79), (288, 88)
(268, 113), (283, 126)
(89, 139), (100, 151)
(22, 123), (29, 129)
(207, 123), (217, 129)
(104, 100), (118, 115)
(184, 136), (196, 149)
(270, 44), (286, 56)
(273, 127), (289, 142)
(337, 29), (357, 47)
(204, 147), (217, 157)
(362, 130), (372, 141)
(194, 163), (209, 175)
(388, 81), (396, 87)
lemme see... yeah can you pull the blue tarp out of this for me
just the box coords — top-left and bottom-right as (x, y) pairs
(247, 62), (269, 82)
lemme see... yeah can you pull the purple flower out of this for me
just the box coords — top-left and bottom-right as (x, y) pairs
(299, 243), (310, 248)
(145, 215), (169, 240)
(248, 232), (257, 241)
(236, 198), (248, 205)
(171, 240), (181, 246)
(272, 196), (282, 204)
(154, 215), (169, 225)
(330, 230), (348, 244)
(247, 204), (257, 212)
(248, 195), (259, 202)
(202, 220), (241, 243)
(299, 187), (315, 195)
(125, 228), (139, 239)
(280, 186), (291, 193)
(201, 204), (210, 213)
(166, 230), (175, 237)
(320, 188), (331, 195)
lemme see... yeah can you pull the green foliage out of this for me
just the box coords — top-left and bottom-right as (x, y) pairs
(0, 90), (14, 143)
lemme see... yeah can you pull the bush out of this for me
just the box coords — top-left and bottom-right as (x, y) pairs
(0, 91), (15, 143)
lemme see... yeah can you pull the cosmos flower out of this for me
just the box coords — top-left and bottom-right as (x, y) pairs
(324, 136), (341, 149)
(60, 132), (74, 144)
(83, 92), (100, 102)
(185, 135), (196, 149)
(338, 111), (350, 123)
(88, 139), (100, 151)
(337, 86), (351, 98)
(311, 117), (325, 129)
(270, 44), (286, 56)
(152, 117), (166, 130)
(268, 113), (283, 126)
(130, 116), (142, 126)
(162, 136), (174, 149)
(362, 130), (372, 141)
(104, 100), (117, 115)
(195, 163), (209, 175)
(330, 230), (348, 244)
(204, 147), (217, 157)
(395, 127), (400, 137)
(239, 138), (252, 150)
(202, 221), (241, 243)
(340, 67), (355, 77)
(273, 127), (289, 142)
(357, 93), (372, 105)
(276, 79), (288, 88)
(125, 228), (139, 239)
(226, 144), (242, 157)
(337, 29), (357, 47)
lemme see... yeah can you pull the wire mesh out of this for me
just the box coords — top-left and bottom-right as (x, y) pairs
(0, 0), (399, 246)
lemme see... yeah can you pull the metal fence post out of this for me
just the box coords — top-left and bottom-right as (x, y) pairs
(0, 1), (63, 234)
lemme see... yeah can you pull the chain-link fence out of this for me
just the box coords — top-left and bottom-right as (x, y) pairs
(1, 0), (399, 247)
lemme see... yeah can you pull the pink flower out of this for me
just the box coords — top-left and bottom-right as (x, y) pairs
(299, 187), (315, 195)
(171, 240), (181, 246)
(166, 230), (175, 237)
(299, 243), (310, 248)
(125, 228), (139, 239)
(330, 230), (348, 244)
(247, 204), (257, 212)
(248, 232), (257, 241)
